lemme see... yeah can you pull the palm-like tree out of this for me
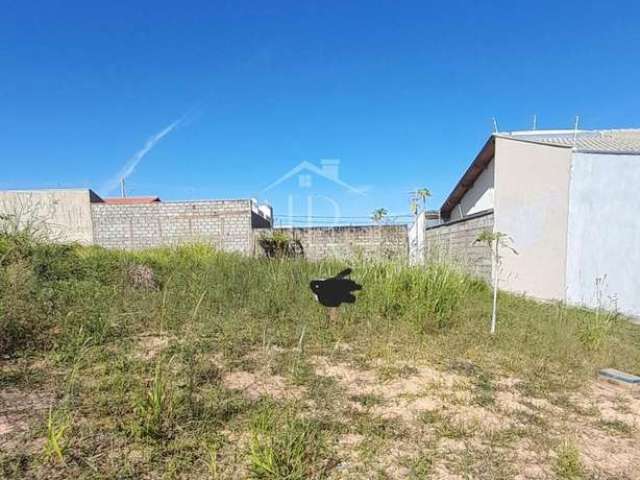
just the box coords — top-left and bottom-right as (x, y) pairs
(416, 188), (431, 212)
(371, 208), (388, 224)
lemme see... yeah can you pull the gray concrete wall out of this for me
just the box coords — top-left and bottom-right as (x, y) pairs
(254, 225), (408, 261)
(424, 210), (494, 282)
(91, 200), (255, 253)
(566, 152), (640, 317)
(0, 189), (95, 244)
(493, 138), (572, 301)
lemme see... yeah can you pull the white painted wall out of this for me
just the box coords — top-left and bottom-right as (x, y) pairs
(493, 138), (572, 301)
(408, 211), (426, 265)
(566, 153), (640, 317)
(449, 159), (495, 221)
(0, 189), (95, 244)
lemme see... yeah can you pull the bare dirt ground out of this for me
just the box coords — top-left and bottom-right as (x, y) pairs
(2, 345), (639, 479)
(219, 348), (640, 479)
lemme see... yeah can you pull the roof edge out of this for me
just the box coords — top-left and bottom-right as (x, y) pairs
(440, 136), (495, 219)
(492, 134), (574, 149)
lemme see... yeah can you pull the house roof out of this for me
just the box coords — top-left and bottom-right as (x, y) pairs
(102, 196), (161, 205)
(496, 128), (640, 154)
(440, 136), (495, 219)
(440, 128), (640, 219)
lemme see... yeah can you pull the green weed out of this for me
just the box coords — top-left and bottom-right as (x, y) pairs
(43, 407), (70, 463)
(248, 405), (327, 479)
(554, 439), (584, 480)
(135, 360), (174, 438)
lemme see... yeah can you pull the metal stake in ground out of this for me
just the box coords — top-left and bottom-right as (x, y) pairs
(309, 268), (362, 321)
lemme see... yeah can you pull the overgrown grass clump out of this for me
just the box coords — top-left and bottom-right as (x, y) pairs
(1, 233), (638, 383)
(248, 403), (328, 479)
(1, 233), (639, 478)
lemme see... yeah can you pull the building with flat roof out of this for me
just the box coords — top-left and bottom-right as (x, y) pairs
(433, 128), (640, 317)
(0, 189), (272, 255)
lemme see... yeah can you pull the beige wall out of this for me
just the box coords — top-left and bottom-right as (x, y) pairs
(0, 189), (95, 244)
(493, 138), (572, 301)
(449, 159), (495, 221)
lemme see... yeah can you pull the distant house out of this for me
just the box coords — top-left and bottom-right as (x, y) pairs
(434, 128), (640, 317)
(0, 189), (272, 253)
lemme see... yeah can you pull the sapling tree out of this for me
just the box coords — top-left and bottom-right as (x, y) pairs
(371, 208), (388, 224)
(416, 188), (431, 212)
(475, 230), (517, 335)
(409, 188), (432, 217)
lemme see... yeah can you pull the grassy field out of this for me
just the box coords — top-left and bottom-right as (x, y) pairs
(1, 233), (639, 479)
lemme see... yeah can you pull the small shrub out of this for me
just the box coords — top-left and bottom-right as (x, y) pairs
(248, 405), (327, 479)
(578, 309), (616, 350)
(126, 263), (158, 290)
(135, 361), (174, 438)
(554, 440), (584, 479)
(0, 260), (50, 354)
(597, 419), (634, 435)
(258, 231), (304, 258)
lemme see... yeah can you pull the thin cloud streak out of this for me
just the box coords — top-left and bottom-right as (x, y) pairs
(100, 115), (186, 195)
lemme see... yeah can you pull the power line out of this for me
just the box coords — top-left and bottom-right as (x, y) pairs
(273, 214), (413, 219)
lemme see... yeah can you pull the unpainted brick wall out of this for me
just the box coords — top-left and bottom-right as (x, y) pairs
(91, 200), (254, 253)
(254, 225), (408, 261)
(424, 210), (494, 281)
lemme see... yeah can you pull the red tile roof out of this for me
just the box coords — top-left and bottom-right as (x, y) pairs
(102, 196), (161, 205)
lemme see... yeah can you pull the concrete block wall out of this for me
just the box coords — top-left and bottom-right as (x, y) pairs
(91, 200), (255, 253)
(424, 210), (494, 281)
(254, 225), (408, 261)
(0, 189), (96, 244)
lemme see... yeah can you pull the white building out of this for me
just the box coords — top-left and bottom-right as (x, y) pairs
(440, 129), (640, 317)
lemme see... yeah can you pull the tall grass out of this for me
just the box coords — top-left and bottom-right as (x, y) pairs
(135, 360), (175, 438)
(1, 234), (638, 389)
(2, 234), (640, 479)
(248, 403), (327, 479)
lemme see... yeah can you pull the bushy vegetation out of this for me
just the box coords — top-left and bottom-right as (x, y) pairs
(1, 233), (638, 478)
(2, 233), (636, 380)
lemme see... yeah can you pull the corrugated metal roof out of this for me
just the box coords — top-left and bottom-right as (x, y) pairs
(496, 129), (640, 153)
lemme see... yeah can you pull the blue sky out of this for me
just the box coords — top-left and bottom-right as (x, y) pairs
(1, 1), (639, 224)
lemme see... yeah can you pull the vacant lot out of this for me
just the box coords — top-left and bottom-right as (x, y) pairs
(1, 236), (639, 479)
